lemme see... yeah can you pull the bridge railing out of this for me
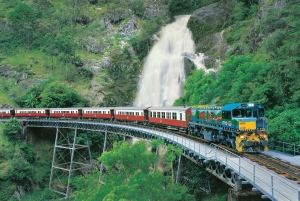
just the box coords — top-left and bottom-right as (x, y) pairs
(146, 129), (300, 201)
(21, 119), (300, 201)
(202, 144), (300, 201)
(269, 140), (300, 156)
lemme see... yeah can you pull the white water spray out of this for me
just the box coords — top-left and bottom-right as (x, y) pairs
(134, 15), (210, 107)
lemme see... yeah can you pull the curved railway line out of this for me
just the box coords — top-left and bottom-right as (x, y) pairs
(243, 153), (300, 184)
(8, 118), (300, 186)
(142, 123), (300, 186)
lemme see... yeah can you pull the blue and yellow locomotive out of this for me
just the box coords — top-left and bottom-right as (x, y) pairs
(188, 103), (268, 152)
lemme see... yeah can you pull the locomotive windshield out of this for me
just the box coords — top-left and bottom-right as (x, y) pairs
(232, 109), (251, 117)
(232, 108), (265, 118)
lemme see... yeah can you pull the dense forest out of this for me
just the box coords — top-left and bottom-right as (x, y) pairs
(174, 0), (300, 145)
(0, 0), (299, 200)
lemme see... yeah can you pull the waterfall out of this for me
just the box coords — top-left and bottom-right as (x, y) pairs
(134, 15), (208, 107)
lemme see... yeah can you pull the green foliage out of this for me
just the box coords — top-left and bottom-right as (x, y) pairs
(168, 0), (193, 14)
(229, 2), (249, 23)
(39, 82), (88, 107)
(3, 118), (22, 143)
(175, 55), (274, 107)
(8, 3), (39, 46)
(18, 143), (36, 163)
(130, 17), (162, 60)
(268, 108), (300, 144)
(46, 33), (76, 62)
(73, 141), (194, 201)
(168, 0), (218, 14)
(187, 17), (219, 43)
(20, 189), (61, 201)
(131, 0), (145, 18)
(17, 80), (50, 108)
(7, 157), (33, 181)
(151, 138), (165, 149)
(0, 180), (16, 201)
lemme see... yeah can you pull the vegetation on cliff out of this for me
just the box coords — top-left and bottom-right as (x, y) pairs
(174, 1), (300, 145)
(1, 0), (299, 200)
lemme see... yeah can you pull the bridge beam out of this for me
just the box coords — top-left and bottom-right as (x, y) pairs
(49, 127), (92, 198)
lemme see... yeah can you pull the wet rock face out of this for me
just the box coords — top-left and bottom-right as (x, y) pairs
(191, 2), (231, 27)
(197, 30), (233, 69)
(190, 2), (233, 69)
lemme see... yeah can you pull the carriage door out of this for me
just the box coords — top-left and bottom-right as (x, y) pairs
(180, 112), (183, 127)
(144, 109), (149, 122)
(111, 109), (115, 120)
(78, 109), (82, 119)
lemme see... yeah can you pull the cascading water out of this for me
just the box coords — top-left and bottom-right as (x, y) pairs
(134, 15), (210, 107)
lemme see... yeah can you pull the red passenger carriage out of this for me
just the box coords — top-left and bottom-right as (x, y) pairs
(114, 107), (149, 122)
(148, 107), (192, 131)
(0, 108), (12, 118)
(82, 107), (114, 119)
(49, 108), (80, 118)
(14, 108), (48, 117)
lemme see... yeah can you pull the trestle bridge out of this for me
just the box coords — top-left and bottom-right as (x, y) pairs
(16, 119), (300, 201)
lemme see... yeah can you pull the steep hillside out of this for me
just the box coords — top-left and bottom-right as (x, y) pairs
(0, 0), (171, 107)
(175, 0), (300, 144)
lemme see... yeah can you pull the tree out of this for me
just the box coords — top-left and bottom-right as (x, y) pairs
(17, 80), (50, 108)
(73, 141), (194, 201)
(131, 0), (145, 17)
(39, 82), (88, 108)
(7, 157), (33, 181)
(3, 118), (22, 143)
(8, 3), (39, 46)
(268, 108), (300, 144)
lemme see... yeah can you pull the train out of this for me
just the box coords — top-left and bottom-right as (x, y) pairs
(0, 102), (268, 152)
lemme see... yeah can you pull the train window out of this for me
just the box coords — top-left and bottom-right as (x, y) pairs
(141, 112), (143, 116)
(108, 111), (110, 114)
(150, 112), (152, 117)
(259, 109), (264, 117)
(232, 109), (244, 118)
(222, 111), (231, 119)
(166, 112), (170, 119)
(172, 113), (177, 120)
(153, 112), (156, 118)
(246, 109), (251, 117)
(253, 110), (258, 118)
(157, 112), (160, 118)
(180, 113), (182, 120)
(162, 112), (165, 118)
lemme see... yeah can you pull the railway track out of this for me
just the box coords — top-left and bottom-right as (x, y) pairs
(32, 119), (300, 186)
(243, 153), (300, 184)
(143, 125), (300, 185)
